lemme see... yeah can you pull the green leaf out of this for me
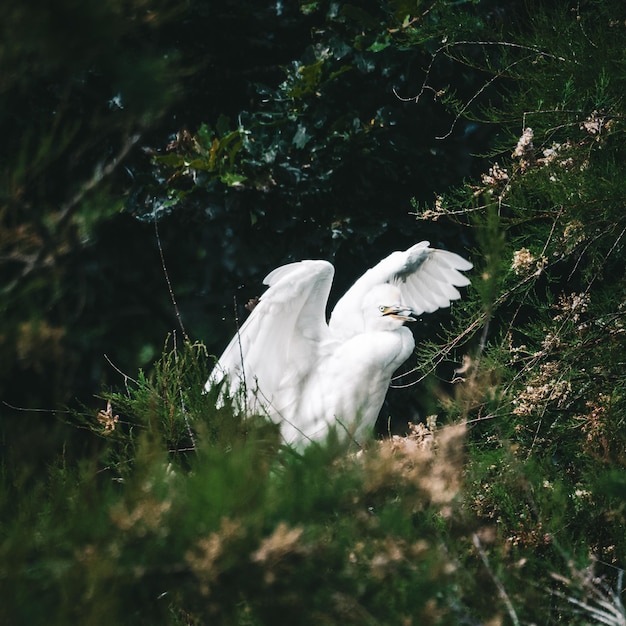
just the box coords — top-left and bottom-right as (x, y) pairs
(220, 172), (247, 186)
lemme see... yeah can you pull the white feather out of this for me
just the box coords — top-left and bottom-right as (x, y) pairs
(207, 242), (472, 446)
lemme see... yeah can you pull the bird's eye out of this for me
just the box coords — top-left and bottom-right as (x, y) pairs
(378, 305), (386, 312)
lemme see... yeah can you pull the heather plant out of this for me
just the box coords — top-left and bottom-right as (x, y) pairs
(3, 1), (626, 624)
(411, 1), (626, 620)
(1, 340), (477, 625)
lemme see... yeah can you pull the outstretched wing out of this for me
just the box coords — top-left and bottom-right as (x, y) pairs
(206, 260), (335, 416)
(329, 241), (472, 339)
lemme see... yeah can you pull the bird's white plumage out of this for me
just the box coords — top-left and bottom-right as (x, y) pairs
(206, 242), (472, 447)
(329, 241), (472, 337)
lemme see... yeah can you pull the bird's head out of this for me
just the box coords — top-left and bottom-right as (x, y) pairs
(362, 284), (417, 331)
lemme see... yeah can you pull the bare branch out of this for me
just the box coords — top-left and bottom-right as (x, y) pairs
(153, 213), (189, 342)
(394, 39), (571, 140)
(473, 533), (521, 626)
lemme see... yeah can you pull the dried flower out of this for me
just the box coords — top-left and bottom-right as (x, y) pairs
(251, 522), (308, 585)
(369, 538), (407, 580)
(539, 140), (576, 169)
(251, 523), (304, 565)
(511, 248), (547, 276)
(512, 362), (572, 417)
(363, 423), (465, 516)
(512, 127), (536, 170)
(554, 292), (590, 323)
(110, 497), (172, 536)
(512, 127), (534, 157)
(541, 332), (562, 352)
(97, 400), (119, 434)
(581, 110), (605, 135)
(185, 517), (245, 595)
(542, 145), (560, 163)
(559, 220), (586, 254)
(511, 248), (535, 275)
(418, 195), (448, 221)
(481, 163), (509, 187)
(507, 338), (530, 363)
(575, 394), (614, 461)
(245, 296), (260, 312)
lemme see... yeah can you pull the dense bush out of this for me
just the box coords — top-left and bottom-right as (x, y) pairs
(2, 0), (625, 624)
(1, 341), (473, 625)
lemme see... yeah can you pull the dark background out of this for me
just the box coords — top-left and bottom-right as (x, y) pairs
(0, 0), (513, 462)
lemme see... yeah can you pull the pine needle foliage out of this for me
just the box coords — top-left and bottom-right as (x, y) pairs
(4, 1), (626, 624)
(2, 340), (479, 626)
(411, 0), (626, 622)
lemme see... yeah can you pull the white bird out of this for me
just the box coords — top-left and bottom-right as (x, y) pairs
(206, 241), (472, 447)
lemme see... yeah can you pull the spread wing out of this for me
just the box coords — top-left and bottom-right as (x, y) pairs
(206, 260), (335, 416)
(329, 241), (472, 339)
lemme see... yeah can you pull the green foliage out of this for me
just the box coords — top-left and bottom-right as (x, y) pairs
(3, 0), (626, 624)
(1, 341), (476, 625)
(0, 0), (487, 420)
(412, 2), (626, 622)
(0, 0), (185, 410)
(130, 0), (489, 243)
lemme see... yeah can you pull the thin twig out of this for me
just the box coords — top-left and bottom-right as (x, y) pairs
(104, 353), (140, 395)
(394, 39), (571, 140)
(390, 313), (484, 387)
(436, 55), (534, 140)
(1, 401), (70, 414)
(465, 413), (498, 425)
(473, 533), (521, 626)
(171, 331), (197, 453)
(444, 40), (569, 63)
(153, 213), (189, 342)
(3, 133), (142, 296)
(57, 133), (142, 228)
(233, 294), (249, 414)
(574, 1), (598, 50)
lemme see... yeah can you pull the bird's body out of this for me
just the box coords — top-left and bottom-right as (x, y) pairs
(284, 324), (415, 443)
(207, 242), (472, 447)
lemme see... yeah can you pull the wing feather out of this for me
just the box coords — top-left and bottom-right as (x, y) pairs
(207, 260), (335, 415)
(329, 242), (472, 337)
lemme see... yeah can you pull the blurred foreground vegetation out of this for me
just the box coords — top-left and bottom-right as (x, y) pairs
(2, 0), (626, 624)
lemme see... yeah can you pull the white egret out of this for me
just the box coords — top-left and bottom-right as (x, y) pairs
(206, 241), (472, 447)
